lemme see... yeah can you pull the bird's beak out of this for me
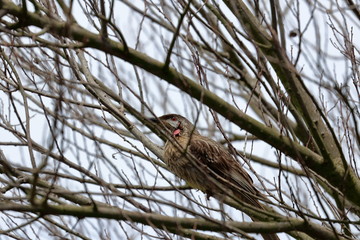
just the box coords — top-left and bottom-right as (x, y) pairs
(148, 117), (159, 123)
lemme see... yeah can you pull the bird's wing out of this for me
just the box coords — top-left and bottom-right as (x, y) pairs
(189, 136), (259, 199)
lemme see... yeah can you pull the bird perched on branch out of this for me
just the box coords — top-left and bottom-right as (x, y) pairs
(150, 114), (279, 240)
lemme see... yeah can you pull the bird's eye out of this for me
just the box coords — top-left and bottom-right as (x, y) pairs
(171, 117), (177, 121)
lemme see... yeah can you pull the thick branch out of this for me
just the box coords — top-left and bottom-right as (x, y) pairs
(0, 202), (348, 240)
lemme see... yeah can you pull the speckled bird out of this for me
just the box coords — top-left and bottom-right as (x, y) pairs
(150, 114), (279, 240)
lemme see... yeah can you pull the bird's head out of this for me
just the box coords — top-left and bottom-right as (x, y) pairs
(150, 114), (199, 137)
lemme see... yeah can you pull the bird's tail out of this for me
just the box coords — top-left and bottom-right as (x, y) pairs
(218, 174), (280, 240)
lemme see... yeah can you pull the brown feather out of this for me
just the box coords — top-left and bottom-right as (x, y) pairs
(154, 114), (279, 240)
(189, 135), (263, 206)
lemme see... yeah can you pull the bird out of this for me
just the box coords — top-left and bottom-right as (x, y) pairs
(150, 114), (279, 240)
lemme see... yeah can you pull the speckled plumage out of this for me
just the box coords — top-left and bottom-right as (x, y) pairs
(153, 114), (261, 205)
(151, 114), (279, 240)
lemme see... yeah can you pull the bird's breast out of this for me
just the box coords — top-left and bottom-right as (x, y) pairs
(164, 136), (191, 167)
(163, 136), (209, 192)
